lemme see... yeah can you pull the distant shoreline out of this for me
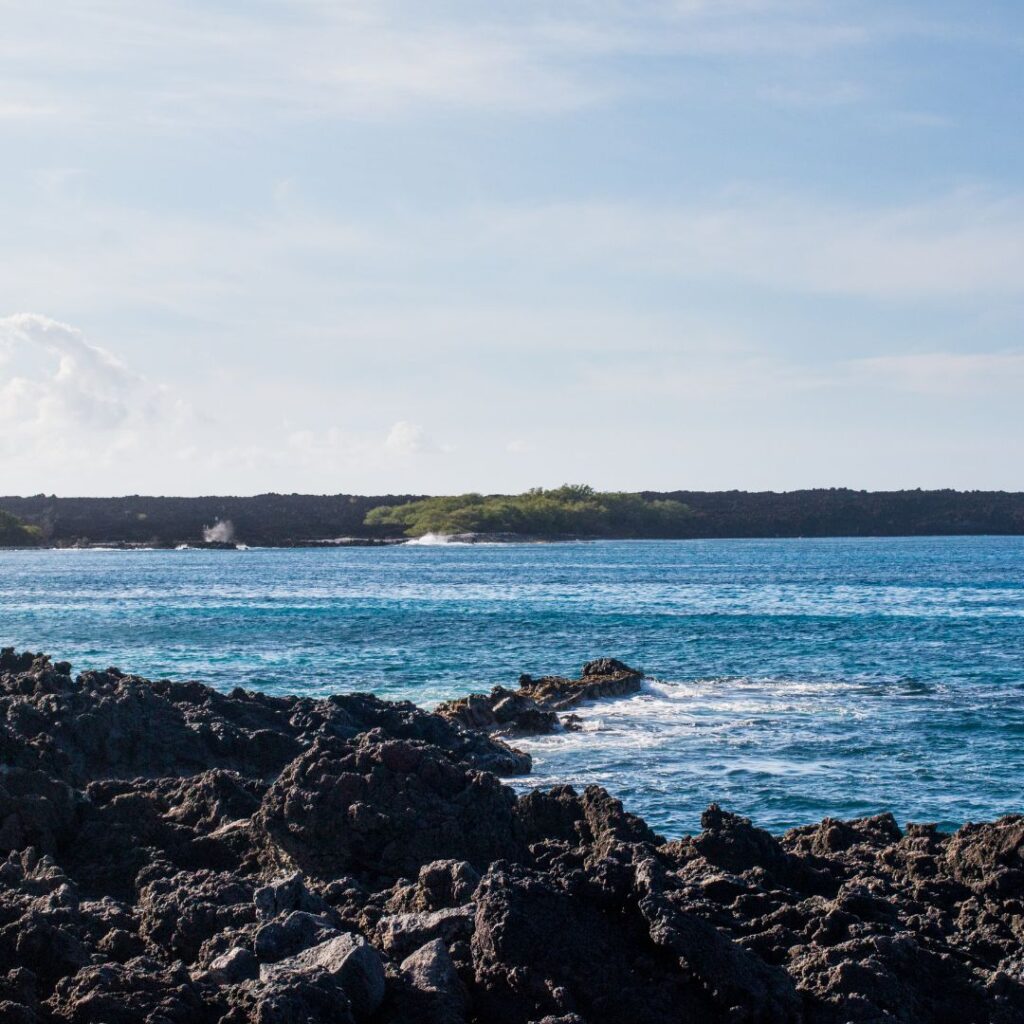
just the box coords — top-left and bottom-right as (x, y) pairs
(2, 488), (1024, 548)
(4, 532), (1024, 554)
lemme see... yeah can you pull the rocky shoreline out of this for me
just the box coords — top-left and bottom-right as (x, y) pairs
(2, 650), (1023, 1022)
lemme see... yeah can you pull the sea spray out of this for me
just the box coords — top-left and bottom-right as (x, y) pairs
(202, 519), (235, 544)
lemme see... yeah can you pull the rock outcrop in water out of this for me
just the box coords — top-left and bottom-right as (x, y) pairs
(2, 648), (1024, 1023)
(435, 658), (643, 736)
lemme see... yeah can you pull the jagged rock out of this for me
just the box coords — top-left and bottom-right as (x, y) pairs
(0, 768), (84, 856)
(137, 869), (255, 963)
(0, 653), (529, 787)
(436, 659), (643, 736)
(96, 928), (146, 962)
(375, 905), (476, 959)
(260, 933), (385, 1020)
(516, 783), (662, 857)
(385, 860), (482, 913)
(518, 659), (644, 710)
(638, 890), (800, 1021)
(665, 803), (831, 894)
(471, 862), (714, 1024)
(0, 969), (41, 1024)
(253, 736), (527, 881)
(435, 688), (559, 737)
(45, 958), (208, 1024)
(2, 650), (1024, 1023)
(253, 910), (340, 961)
(399, 939), (469, 1024)
(945, 816), (1024, 893)
(227, 968), (354, 1024)
(207, 946), (259, 984)
(253, 872), (327, 921)
(418, 860), (481, 907)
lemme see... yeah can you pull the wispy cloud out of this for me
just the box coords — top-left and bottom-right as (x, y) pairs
(478, 188), (1024, 299)
(0, 0), (877, 126)
(0, 99), (62, 120)
(852, 352), (1024, 394)
(6, 186), (1023, 330)
(580, 353), (829, 402)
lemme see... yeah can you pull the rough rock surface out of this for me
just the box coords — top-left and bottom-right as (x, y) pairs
(2, 649), (1024, 1023)
(435, 658), (644, 736)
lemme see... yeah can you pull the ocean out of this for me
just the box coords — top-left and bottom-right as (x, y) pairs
(2, 536), (1022, 837)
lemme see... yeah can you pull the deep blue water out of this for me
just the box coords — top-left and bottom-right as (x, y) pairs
(2, 537), (1023, 836)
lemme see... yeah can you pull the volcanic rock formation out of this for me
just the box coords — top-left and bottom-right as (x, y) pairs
(2, 648), (1024, 1022)
(434, 658), (644, 736)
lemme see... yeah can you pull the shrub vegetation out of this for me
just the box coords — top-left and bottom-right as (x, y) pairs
(364, 485), (695, 538)
(0, 510), (42, 547)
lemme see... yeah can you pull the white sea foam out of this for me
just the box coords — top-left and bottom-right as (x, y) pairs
(404, 533), (501, 546)
(510, 675), (878, 792)
(405, 533), (457, 545)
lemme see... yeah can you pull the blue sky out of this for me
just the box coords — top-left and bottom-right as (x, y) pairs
(1, 0), (1022, 495)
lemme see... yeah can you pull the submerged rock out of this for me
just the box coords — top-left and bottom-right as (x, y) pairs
(1, 649), (1023, 1023)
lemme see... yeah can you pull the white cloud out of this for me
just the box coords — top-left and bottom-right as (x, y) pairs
(0, 314), (177, 453)
(0, 314), (200, 493)
(0, 315), (458, 493)
(385, 421), (435, 456)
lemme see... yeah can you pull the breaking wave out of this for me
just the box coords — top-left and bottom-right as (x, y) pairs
(202, 519), (235, 544)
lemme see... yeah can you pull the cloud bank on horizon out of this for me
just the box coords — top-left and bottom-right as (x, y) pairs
(0, 0), (1021, 495)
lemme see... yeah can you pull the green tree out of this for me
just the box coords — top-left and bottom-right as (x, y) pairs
(364, 486), (694, 539)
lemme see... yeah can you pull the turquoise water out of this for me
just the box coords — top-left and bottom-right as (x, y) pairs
(2, 537), (1022, 836)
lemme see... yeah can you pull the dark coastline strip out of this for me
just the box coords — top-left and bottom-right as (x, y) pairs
(1, 647), (1023, 1023)
(5, 487), (1024, 548)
